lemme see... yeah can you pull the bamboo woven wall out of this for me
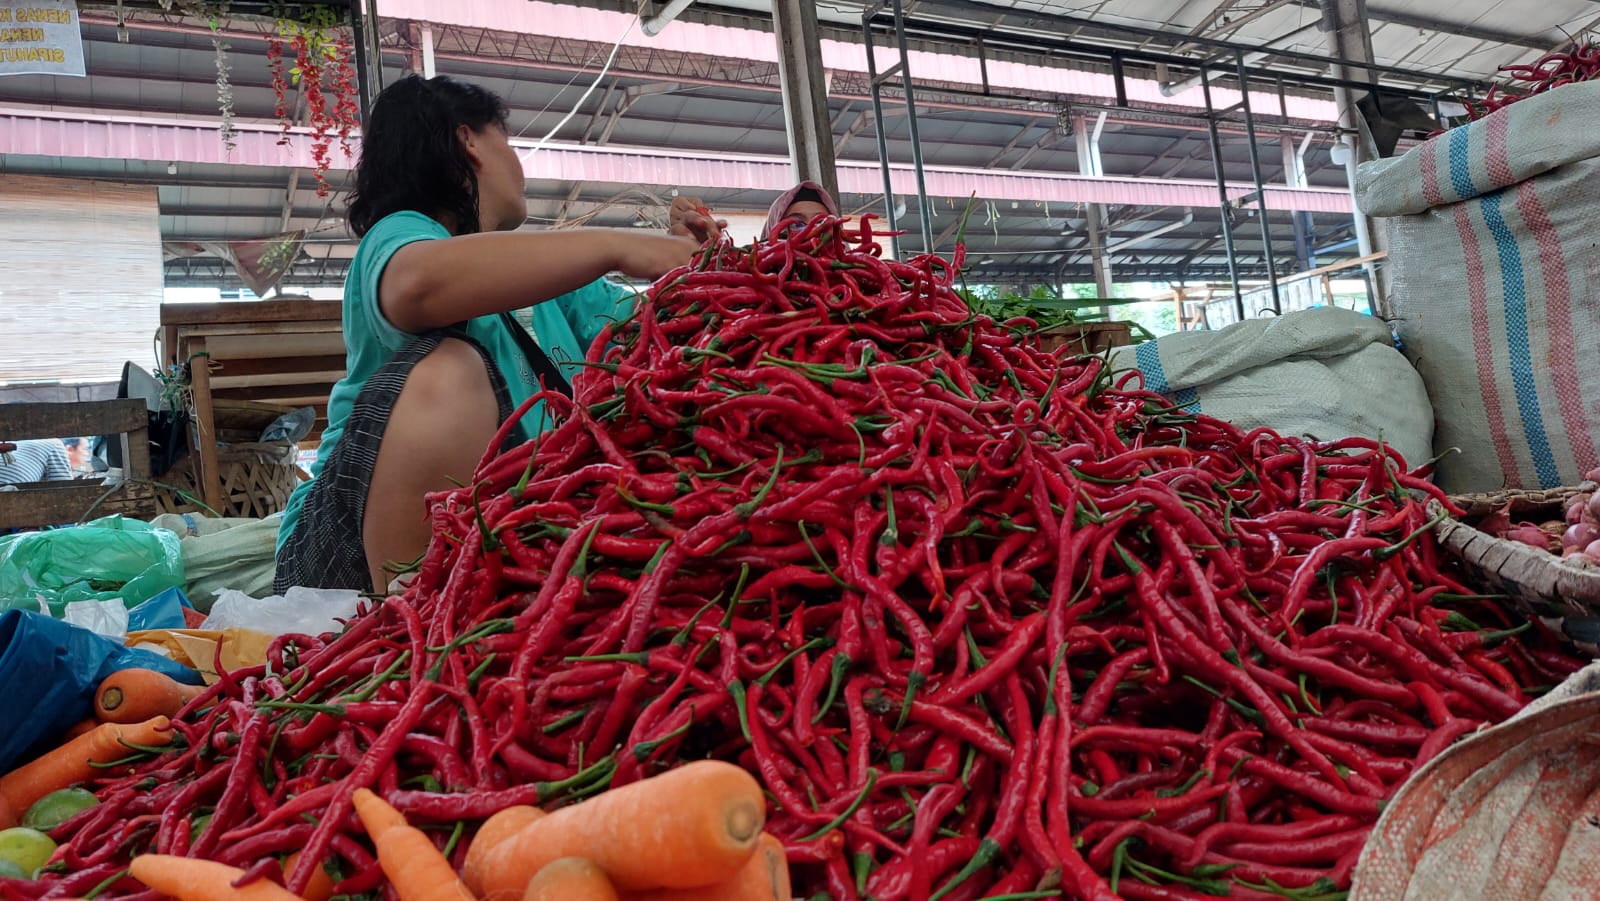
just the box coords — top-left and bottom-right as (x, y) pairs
(0, 175), (163, 384)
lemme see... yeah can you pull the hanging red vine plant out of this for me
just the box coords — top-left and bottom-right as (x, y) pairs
(268, 4), (361, 196)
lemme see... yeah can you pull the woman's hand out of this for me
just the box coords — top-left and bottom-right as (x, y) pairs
(669, 196), (726, 243)
(615, 234), (701, 281)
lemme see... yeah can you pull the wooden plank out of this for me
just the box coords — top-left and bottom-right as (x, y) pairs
(123, 419), (152, 484)
(211, 370), (347, 391)
(1291, 251), (1387, 282)
(203, 355), (349, 378)
(211, 385), (339, 404)
(0, 399), (147, 440)
(202, 333), (346, 360)
(161, 299), (342, 327)
(179, 322), (345, 338)
(187, 337), (225, 514)
(0, 481), (157, 530)
(161, 325), (180, 368)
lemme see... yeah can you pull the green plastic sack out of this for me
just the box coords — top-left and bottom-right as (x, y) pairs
(0, 516), (185, 615)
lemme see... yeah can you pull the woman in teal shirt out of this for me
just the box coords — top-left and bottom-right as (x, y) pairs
(275, 75), (714, 593)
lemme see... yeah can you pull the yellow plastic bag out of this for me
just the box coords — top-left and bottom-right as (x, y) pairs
(124, 627), (272, 684)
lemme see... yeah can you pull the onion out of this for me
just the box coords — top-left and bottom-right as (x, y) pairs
(1568, 497), (1589, 525)
(1564, 523), (1600, 550)
(1506, 525), (1552, 549)
(1585, 467), (1600, 483)
(1585, 538), (1600, 563)
(1585, 493), (1600, 524)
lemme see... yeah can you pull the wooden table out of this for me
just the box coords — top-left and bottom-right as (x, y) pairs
(0, 400), (157, 529)
(160, 300), (345, 514)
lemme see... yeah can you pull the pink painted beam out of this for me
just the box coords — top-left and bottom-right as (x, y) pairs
(0, 107), (1353, 214)
(379, 0), (1339, 123)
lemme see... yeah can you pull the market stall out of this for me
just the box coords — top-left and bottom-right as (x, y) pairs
(5, 0), (1600, 899)
(2, 207), (1596, 899)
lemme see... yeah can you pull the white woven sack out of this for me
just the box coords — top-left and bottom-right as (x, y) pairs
(1108, 307), (1433, 469)
(1356, 80), (1600, 494)
(1350, 663), (1600, 901)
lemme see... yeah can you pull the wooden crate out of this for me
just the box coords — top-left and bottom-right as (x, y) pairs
(0, 400), (158, 529)
(1035, 321), (1136, 355)
(160, 299), (343, 513)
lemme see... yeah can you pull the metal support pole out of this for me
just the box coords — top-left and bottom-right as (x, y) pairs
(889, 0), (934, 255)
(361, 0), (382, 104)
(860, 7), (901, 260)
(349, 2), (373, 119)
(1200, 67), (1244, 319)
(977, 39), (990, 95)
(1076, 111), (1113, 298)
(1235, 49), (1280, 313)
(859, 0), (934, 257)
(773, 0), (839, 200)
(1283, 134), (1312, 270)
(420, 23), (435, 79)
(1321, 0), (1389, 315)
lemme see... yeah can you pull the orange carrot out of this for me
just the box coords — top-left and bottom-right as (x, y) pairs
(64, 719), (99, 740)
(0, 717), (171, 813)
(95, 669), (204, 724)
(351, 787), (409, 836)
(462, 805), (545, 891)
(0, 792), (14, 830)
(474, 760), (765, 898)
(285, 851), (335, 901)
(524, 858), (619, 901)
(351, 789), (473, 901)
(129, 855), (303, 901)
(621, 833), (791, 901)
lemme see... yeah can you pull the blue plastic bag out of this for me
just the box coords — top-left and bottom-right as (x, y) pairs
(126, 587), (192, 633)
(0, 609), (202, 773)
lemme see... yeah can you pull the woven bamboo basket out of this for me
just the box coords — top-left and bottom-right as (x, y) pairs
(154, 442), (302, 520)
(1428, 482), (1600, 624)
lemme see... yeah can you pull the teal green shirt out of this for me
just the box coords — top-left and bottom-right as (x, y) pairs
(277, 211), (634, 553)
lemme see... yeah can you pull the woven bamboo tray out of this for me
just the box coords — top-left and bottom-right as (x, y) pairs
(154, 442), (303, 520)
(1428, 482), (1600, 623)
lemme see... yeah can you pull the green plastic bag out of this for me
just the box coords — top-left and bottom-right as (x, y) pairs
(0, 516), (185, 616)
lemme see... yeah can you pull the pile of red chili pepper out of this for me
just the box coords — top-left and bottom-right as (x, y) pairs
(12, 217), (1586, 901)
(1466, 41), (1600, 119)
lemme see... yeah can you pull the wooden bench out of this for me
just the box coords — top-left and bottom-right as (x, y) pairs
(160, 300), (345, 514)
(0, 399), (157, 530)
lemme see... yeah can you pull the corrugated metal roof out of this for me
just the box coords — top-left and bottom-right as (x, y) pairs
(8, 0), (1557, 297)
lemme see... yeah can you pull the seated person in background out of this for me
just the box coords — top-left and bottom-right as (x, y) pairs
(671, 181), (840, 245)
(0, 439), (73, 485)
(763, 181), (839, 239)
(61, 438), (97, 475)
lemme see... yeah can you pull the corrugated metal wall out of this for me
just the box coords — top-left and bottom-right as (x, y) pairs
(0, 175), (163, 383)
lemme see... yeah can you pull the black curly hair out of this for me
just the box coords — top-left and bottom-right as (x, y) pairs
(346, 74), (510, 238)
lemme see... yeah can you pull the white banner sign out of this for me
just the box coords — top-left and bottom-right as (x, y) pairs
(0, 0), (85, 77)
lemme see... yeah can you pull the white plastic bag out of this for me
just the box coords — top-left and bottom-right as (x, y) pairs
(200, 586), (362, 638)
(56, 598), (129, 639)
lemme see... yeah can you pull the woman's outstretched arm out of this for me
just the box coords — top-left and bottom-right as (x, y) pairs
(380, 228), (698, 333)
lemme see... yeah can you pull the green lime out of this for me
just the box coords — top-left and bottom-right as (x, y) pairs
(0, 858), (25, 880)
(22, 788), (98, 832)
(0, 828), (55, 877)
